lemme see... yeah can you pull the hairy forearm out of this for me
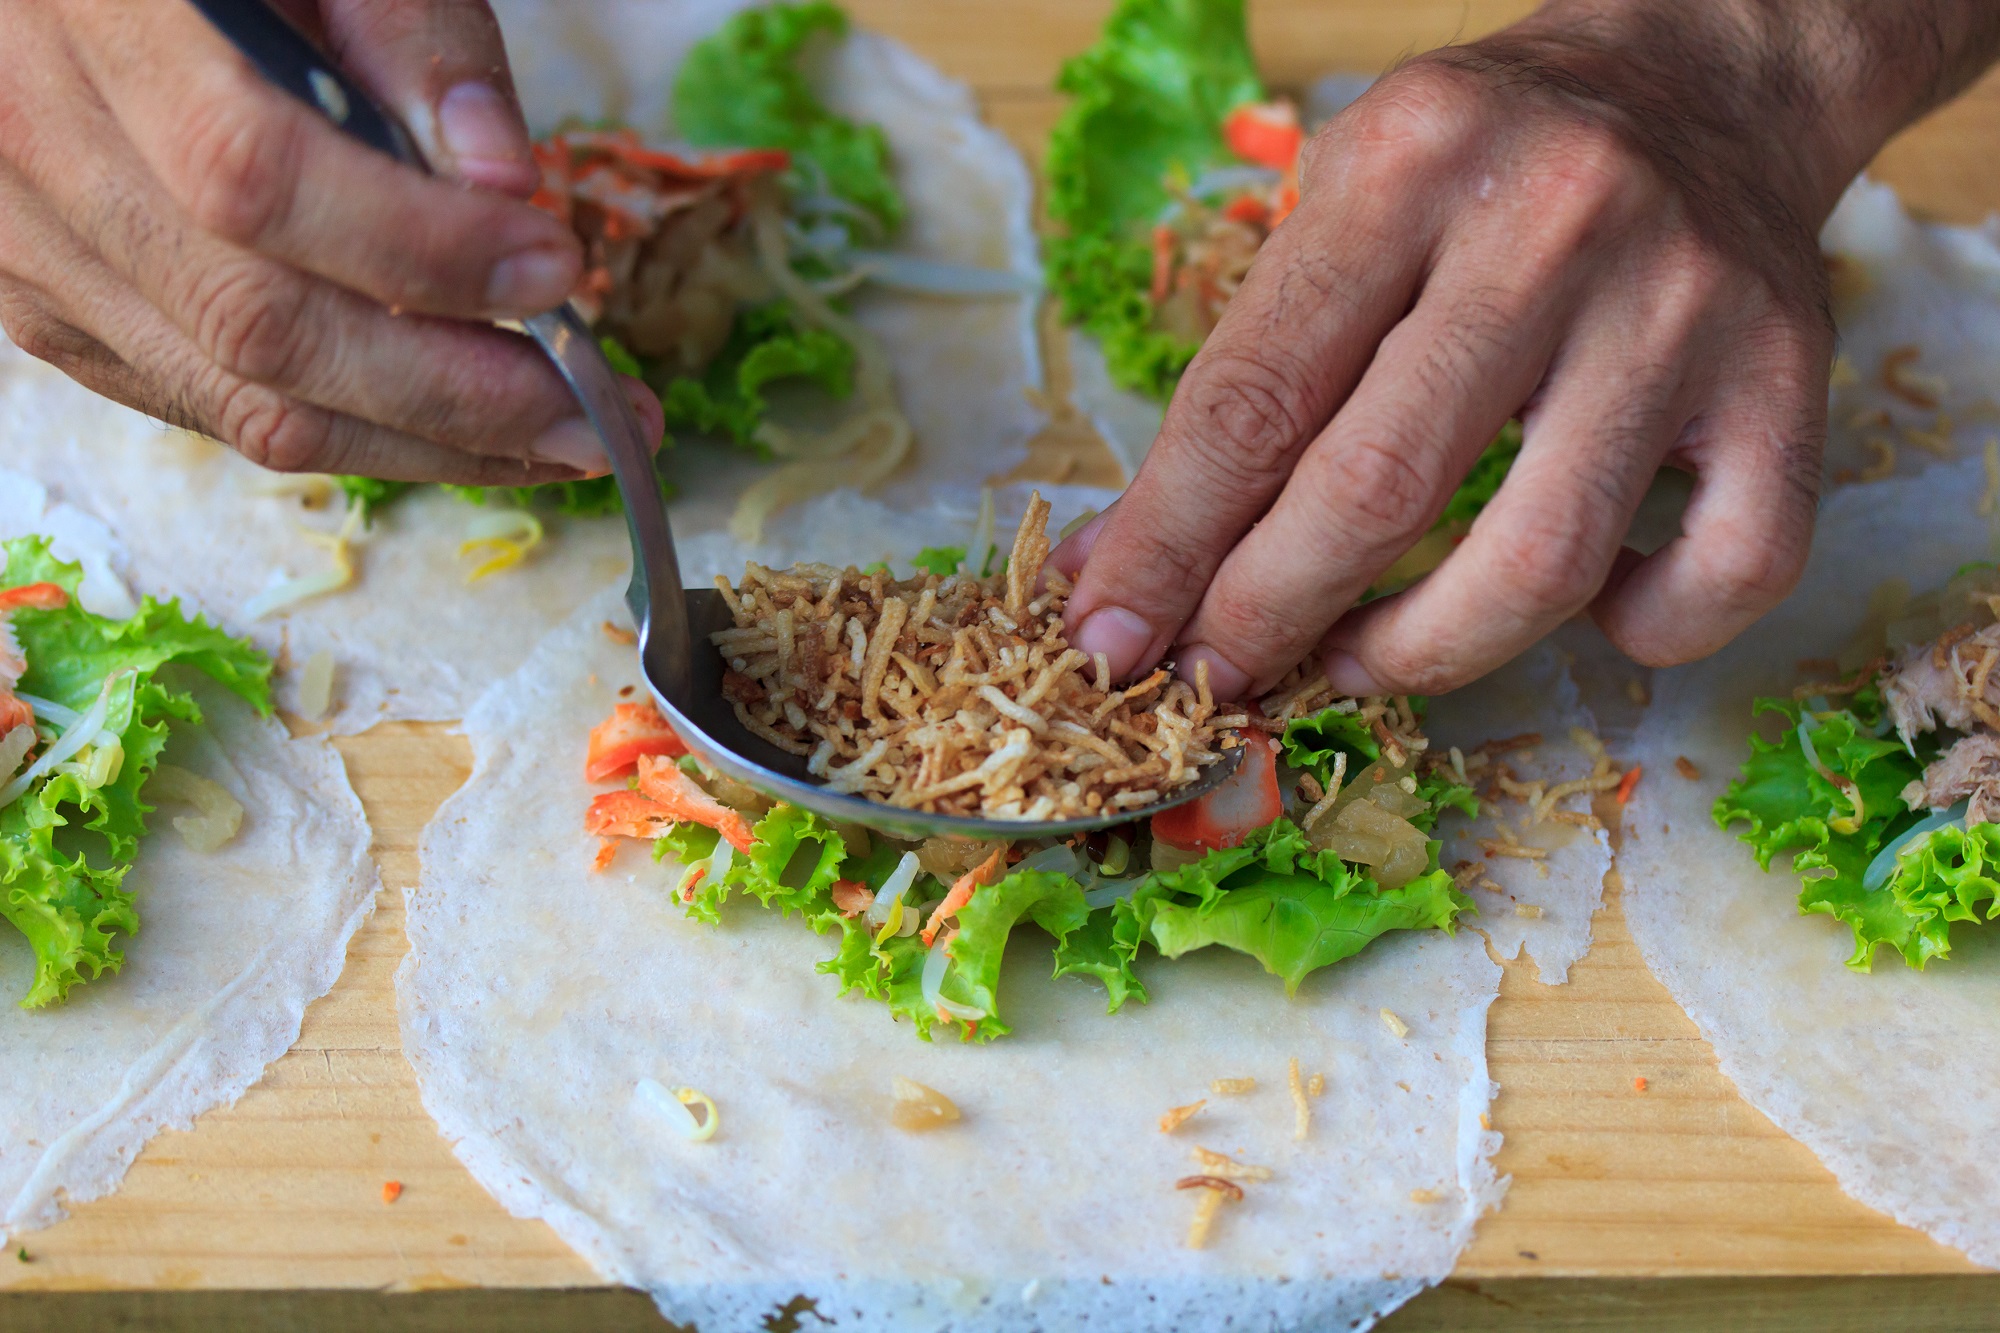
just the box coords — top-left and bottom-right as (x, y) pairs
(1456, 0), (2000, 222)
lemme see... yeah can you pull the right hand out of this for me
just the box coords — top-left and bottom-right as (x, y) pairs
(0, 0), (663, 484)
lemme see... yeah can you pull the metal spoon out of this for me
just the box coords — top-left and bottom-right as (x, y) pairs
(188, 0), (1242, 839)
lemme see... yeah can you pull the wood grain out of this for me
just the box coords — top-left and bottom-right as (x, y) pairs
(8, 0), (2000, 1310)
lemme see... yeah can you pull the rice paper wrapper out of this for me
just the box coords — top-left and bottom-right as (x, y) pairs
(1427, 646), (1615, 986)
(0, 0), (1041, 733)
(1621, 451), (2000, 1267)
(0, 472), (379, 1238)
(399, 485), (1536, 1331)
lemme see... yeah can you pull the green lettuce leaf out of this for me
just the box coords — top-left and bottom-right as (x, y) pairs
(1438, 422), (1524, 529)
(1045, 0), (1261, 241)
(674, 0), (904, 233)
(1279, 702), (1475, 833)
(1117, 819), (1469, 994)
(1050, 906), (1147, 1012)
(1714, 697), (1931, 968)
(1875, 822), (2000, 967)
(1, 537), (271, 1007)
(660, 301), (855, 451)
(909, 546), (967, 577)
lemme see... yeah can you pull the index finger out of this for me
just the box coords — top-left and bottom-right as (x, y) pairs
(62, 2), (579, 319)
(1062, 88), (1443, 682)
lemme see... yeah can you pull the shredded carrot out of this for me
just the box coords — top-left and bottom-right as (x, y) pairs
(591, 838), (618, 873)
(922, 848), (1006, 946)
(1149, 224), (1176, 306)
(1614, 765), (1642, 805)
(1633, 1076), (1648, 1093)
(1222, 193), (1269, 226)
(381, 1181), (403, 1204)
(0, 583), (68, 612)
(584, 789), (682, 840)
(634, 755), (756, 851)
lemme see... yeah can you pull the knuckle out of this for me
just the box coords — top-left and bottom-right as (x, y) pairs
(1170, 349), (1319, 484)
(173, 97), (303, 248)
(1314, 434), (1447, 549)
(212, 377), (332, 473)
(1327, 63), (1479, 176)
(1484, 517), (1605, 620)
(0, 290), (86, 367)
(1364, 634), (1466, 697)
(186, 261), (316, 387)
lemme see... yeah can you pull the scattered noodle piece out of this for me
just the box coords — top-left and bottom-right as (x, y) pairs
(1379, 1009), (1410, 1040)
(1210, 1077), (1256, 1096)
(1177, 1176), (1242, 1249)
(1287, 1057), (1310, 1141)
(1408, 1189), (1441, 1205)
(1881, 345), (1946, 410)
(1479, 1112), (1493, 1131)
(1478, 838), (1548, 861)
(890, 1076), (961, 1132)
(1513, 903), (1545, 919)
(603, 621), (638, 645)
(1624, 677), (1649, 706)
(1192, 1146), (1274, 1182)
(1307, 1073), (1325, 1098)
(1158, 1099), (1207, 1134)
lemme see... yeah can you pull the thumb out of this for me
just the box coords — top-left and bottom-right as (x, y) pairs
(321, 0), (540, 196)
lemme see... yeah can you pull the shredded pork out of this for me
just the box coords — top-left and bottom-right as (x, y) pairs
(711, 493), (1244, 821)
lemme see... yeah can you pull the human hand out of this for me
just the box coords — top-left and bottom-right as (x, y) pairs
(0, 0), (662, 484)
(1052, 0), (2000, 699)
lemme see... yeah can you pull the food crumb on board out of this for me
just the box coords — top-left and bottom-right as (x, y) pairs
(1210, 1076), (1255, 1096)
(1408, 1189), (1441, 1204)
(1513, 903), (1544, 919)
(1159, 1099), (1207, 1134)
(1191, 1146), (1273, 1183)
(1379, 1008), (1409, 1040)
(1178, 1175), (1243, 1249)
(1307, 1072), (1325, 1097)
(381, 1181), (403, 1204)
(603, 621), (638, 645)
(1633, 1076), (1649, 1093)
(15, 1247), (28, 1263)
(1624, 678), (1649, 706)
(1479, 1112), (1493, 1131)
(1288, 1058), (1310, 1141)
(890, 1077), (960, 1132)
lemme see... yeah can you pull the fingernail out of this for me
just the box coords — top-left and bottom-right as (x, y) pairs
(438, 82), (537, 193)
(531, 417), (607, 474)
(1177, 644), (1252, 702)
(487, 246), (578, 316)
(1071, 606), (1155, 680)
(1322, 649), (1385, 697)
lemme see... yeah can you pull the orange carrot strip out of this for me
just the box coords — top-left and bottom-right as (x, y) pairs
(634, 755), (756, 851)
(922, 848), (1006, 946)
(1615, 765), (1643, 805)
(381, 1181), (403, 1204)
(0, 583), (68, 611)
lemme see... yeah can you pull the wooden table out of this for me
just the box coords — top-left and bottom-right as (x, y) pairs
(7, 5), (2000, 1329)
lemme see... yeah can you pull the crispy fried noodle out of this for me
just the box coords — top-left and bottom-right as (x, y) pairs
(712, 493), (1242, 820)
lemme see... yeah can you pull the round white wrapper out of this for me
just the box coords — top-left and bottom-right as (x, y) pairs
(1622, 452), (2000, 1267)
(1426, 646), (1614, 986)
(0, 473), (379, 1238)
(0, 0), (1041, 733)
(397, 484), (1564, 1331)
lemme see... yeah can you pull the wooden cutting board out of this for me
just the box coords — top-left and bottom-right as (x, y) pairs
(6, 3), (2000, 1327)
